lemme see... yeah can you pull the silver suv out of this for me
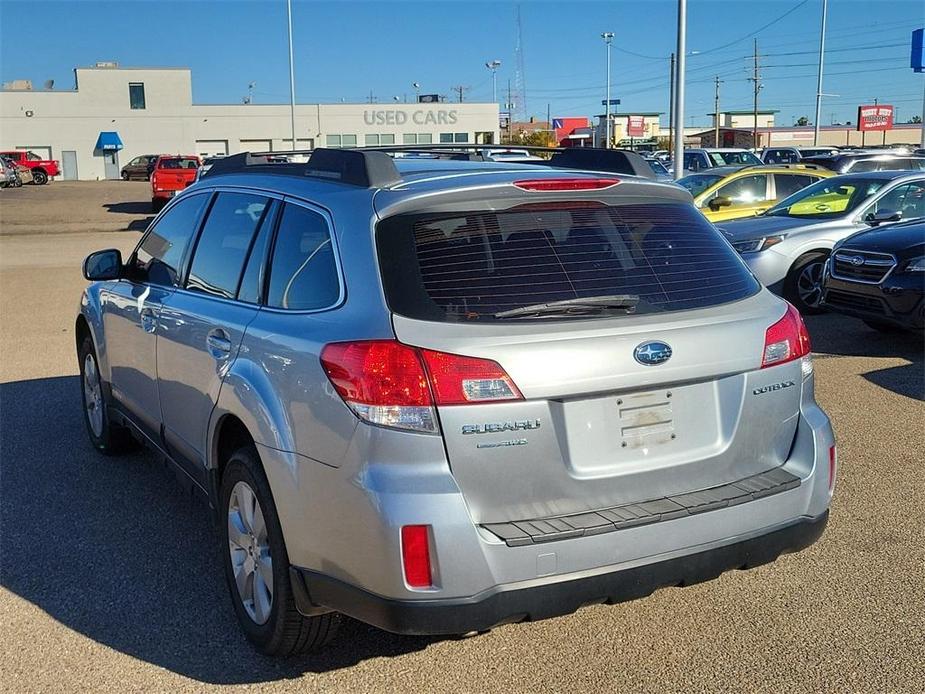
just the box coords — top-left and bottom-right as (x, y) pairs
(76, 148), (836, 655)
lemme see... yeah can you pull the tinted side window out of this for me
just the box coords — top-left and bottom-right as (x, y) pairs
(774, 174), (815, 199)
(266, 204), (340, 310)
(187, 192), (269, 299)
(133, 194), (208, 287)
(716, 174), (768, 203)
(237, 201), (278, 304)
(848, 159), (878, 173)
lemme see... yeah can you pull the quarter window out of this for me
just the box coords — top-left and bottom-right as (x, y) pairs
(133, 194), (208, 286)
(186, 193), (270, 299)
(129, 83), (146, 110)
(774, 174), (816, 199)
(266, 204), (340, 310)
(864, 182), (925, 221)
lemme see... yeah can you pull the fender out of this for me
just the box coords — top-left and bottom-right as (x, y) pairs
(77, 284), (111, 382)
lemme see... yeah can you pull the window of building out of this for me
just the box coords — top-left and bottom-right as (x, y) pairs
(326, 135), (342, 148)
(326, 134), (357, 148)
(186, 192), (270, 300)
(440, 133), (469, 143)
(364, 134), (396, 147)
(403, 133), (433, 145)
(267, 204), (340, 310)
(129, 83), (146, 110)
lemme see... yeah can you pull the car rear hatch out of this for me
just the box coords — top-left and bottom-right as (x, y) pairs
(372, 176), (807, 525)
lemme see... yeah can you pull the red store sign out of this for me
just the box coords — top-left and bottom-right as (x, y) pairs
(856, 104), (894, 132)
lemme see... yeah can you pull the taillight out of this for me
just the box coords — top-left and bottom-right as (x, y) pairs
(761, 302), (811, 368)
(513, 177), (620, 191)
(320, 340), (523, 432)
(400, 525), (432, 588)
(420, 348), (523, 405)
(320, 341), (436, 433)
(828, 444), (837, 492)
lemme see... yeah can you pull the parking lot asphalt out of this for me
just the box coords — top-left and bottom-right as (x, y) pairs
(1, 182), (923, 693)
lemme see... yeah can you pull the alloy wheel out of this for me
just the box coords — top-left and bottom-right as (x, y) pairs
(82, 353), (104, 438)
(227, 481), (274, 625)
(796, 260), (825, 309)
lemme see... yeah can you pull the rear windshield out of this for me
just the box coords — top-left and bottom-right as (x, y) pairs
(158, 157), (199, 169)
(377, 202), (759, 322)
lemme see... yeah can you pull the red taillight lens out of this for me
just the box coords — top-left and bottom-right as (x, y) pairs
(828, 444), (837, 491)
(320, 340), (523, 432)
(513, 177), (620, 191)
(420, 349), (523, 405)
(401, 525), (432, 588)
(761, 302), (812, 368)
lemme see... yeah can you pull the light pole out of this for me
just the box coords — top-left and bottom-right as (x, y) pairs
(286, 0), (296, 151)
(812, 0), (828, 146)
(601, 32), (614, 149)
(485, 60), (502, 104)
(673, 0), (686, 180)
(412, 82), (421, 102)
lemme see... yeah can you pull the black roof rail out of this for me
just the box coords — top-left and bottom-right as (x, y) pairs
(364, 144), (656, 179)
(202, 148), (402, 188)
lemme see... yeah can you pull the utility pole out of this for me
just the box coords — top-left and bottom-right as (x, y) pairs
(812, 0), (828, 146)
(668, 53), (675, 158)
(547, 103), (552, 146)
(713, 75), (723, 147)
(748, 38), (763, 151)
(673, 0), (687, 180)
(286, 0), (296, 151)
(602, 32), (614, 149)
(506, 79), (514, 143)
(452, 85), (469, 103)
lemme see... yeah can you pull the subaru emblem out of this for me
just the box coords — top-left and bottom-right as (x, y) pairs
(848, 255), (865, 266)
(634, 341), (672, 366)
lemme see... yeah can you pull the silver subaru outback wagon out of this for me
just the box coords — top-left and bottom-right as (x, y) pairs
(76, 148), (836, 655)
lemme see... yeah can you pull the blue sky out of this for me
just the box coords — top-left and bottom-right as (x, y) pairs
(2, 0), (923, 125)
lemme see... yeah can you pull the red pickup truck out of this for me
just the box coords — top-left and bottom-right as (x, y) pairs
(150, 155), (201, 211)
(0, 150), (60, 185)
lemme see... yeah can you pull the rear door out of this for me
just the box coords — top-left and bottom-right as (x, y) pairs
(704, 173), (771, 221)
(377, 196), (802, 524)
(155, 191), (274, 477)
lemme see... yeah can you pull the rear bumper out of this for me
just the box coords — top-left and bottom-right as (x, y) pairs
(292, 511), (828, 635)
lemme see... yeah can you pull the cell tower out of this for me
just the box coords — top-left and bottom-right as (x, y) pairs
(513, 4), (527, 121)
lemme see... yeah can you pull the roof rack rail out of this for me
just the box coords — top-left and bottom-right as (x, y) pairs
(364, 144), (656, 179)
(202, 148), (402, 188)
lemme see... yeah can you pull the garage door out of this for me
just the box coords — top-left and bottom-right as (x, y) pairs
(195, 140), (229, 158)
(240, 139), (272, 153)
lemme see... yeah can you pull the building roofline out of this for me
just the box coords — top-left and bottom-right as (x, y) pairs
(709, 109), (779, 115)
(76, 65), (192, 71)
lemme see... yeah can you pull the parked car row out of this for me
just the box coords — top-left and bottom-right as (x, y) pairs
(0, 150), (55, 186)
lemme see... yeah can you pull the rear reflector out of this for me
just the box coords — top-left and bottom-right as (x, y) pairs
(513, 177), (620, 191)
(320, 340), (523, 432)
(762, 302), (812, 368)
(401, 525), (432, 588)
(828, 444), (837, 491)
(420, 349), (523, 405)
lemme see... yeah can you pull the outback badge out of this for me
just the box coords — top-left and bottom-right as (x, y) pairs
(634, 341), (672, 366)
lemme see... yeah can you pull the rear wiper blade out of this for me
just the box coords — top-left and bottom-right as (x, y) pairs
(494, 294), (639, 319)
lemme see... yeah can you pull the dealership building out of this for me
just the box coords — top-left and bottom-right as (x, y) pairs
(0, 63), (501, 180)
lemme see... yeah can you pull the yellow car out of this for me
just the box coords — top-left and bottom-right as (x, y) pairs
(678, 164), (834, 223)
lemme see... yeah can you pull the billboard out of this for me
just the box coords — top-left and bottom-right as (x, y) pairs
(626, 115), (646, 137)
(856, 104), (894, 132)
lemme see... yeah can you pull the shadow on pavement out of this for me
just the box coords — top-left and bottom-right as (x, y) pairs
(861, 363), (924, 402)
(104, 201), (152, 215)
(0, 376), (435, 684)
(125, 217), (153, 232)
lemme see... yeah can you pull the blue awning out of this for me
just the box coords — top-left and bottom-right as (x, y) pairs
(95, 131), (123, 151)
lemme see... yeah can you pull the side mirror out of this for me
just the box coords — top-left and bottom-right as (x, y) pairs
(864, 209), (902, 226)
(83, 249), (123, 281)
(708, 196), (733, 212)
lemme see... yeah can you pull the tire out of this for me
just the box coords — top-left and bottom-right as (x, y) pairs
(784, 252), (829, 315)
(78, 335), (137, 454)
(31, 169), (48, 185)
(121, 171), (129, 181)
(863, 319), (902, 333)
(151, 197), (164, 213)
(220, 445), (340, 655)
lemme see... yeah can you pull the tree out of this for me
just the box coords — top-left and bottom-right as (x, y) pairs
(795, 116), (810, 126)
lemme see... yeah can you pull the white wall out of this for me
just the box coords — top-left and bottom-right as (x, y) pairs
(0, 66), (500, 180)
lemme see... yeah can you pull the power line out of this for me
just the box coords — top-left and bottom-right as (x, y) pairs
(697, 0), (810, 55)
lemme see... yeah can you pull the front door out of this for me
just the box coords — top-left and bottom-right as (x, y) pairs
(156, 191), (273, 477)
(103, 151), (120, 179)
(101, 193), (210, 436)
(61, 150), (78, 180)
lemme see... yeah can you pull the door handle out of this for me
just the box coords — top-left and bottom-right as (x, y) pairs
(206, 329), (232, 359)
(140, 307), (157, 334)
